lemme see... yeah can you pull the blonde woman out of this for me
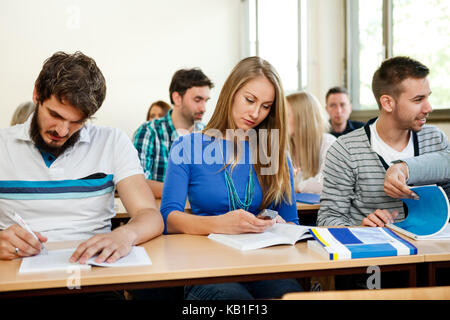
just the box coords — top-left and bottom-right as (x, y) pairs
(286, 91), (336, 194)
(160, 56), (302, 299)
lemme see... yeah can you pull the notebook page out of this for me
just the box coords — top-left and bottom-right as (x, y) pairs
(87, 246), (152, 267)
(19, 246), (152, 274)
(19, 248), (91, 274)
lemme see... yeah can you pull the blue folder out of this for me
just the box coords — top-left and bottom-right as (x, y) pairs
(295, 193), (320, 204)
(389, 185), (449, 239)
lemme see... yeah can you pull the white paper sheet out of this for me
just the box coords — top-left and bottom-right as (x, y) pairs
(19, 246), (152, 274)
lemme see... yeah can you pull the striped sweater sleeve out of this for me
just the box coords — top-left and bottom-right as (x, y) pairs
(317, 138), (356, 226)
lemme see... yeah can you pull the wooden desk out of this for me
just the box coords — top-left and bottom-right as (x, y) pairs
(0, 234), (422, 298)
(412, 239), (450, 286)
(296, 202), (319, 212)
(283, 285), (450, 300)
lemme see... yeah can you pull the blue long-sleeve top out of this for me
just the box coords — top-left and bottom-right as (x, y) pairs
(160, 133), (298, 234)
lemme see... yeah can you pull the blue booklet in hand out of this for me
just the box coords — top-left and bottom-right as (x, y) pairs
(295, 193), (320, 204)
(387, 185), (450, 240)
(308, 227), (417, 260)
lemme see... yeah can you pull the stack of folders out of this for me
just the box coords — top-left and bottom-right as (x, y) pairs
(308, 227), (417, 261)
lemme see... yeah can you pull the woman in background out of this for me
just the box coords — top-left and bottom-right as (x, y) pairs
(286, 91), (336, 194)
(146, 100), (171, 121)
(160, 56), (303, 300)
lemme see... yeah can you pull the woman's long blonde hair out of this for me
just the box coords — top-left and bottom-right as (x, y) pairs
(205, 56), (292, 209)
(286, 91), (329, 179)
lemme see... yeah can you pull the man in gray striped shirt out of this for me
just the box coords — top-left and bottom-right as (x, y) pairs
(318, 56), (449, 227)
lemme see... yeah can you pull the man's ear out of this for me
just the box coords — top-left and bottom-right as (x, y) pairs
(172, 91), (182, 108)
(32, 87), (38, 105)
(379, 95), (395, 113)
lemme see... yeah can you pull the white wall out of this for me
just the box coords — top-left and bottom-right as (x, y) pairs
(0, 0), (241, 137)
(307, 0), (346, 107)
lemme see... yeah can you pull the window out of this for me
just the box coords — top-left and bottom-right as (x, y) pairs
(347, 0), (450, 113)
(242, 0), (307, 92)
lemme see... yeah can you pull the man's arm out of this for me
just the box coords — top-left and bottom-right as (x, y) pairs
(404, 149), (450, 185)
(70, 174), (163, 264)
(147, 179), (164, 198)
(317, 140), (355, 226)
(385, 150), (450, 199)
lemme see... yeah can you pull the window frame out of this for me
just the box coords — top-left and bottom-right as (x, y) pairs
(346, 0), (450, 122)
(241, 0), (307, 92)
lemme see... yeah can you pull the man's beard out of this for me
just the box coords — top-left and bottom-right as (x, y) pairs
(29, 108), (81, 158)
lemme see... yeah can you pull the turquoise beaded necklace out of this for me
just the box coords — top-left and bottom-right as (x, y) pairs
(224, 165), (255, 212)
(219, 137), (255, 212)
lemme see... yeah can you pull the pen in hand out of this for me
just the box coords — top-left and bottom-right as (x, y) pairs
(12, 212), (48, 255)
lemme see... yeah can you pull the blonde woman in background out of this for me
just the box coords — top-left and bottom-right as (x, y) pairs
(10, 101), (35, 126)
(286, 91), (336, 194)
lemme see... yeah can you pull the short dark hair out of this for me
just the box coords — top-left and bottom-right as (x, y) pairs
(34, 51), (106, 118)
(372, 56), (429, 109)
(169, 68), (214, 104)
(325, 86), (349, 104)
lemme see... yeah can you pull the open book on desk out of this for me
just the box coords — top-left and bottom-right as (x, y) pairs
(19, 246), (152, 274)
(387, 185), (450, 240)
(308, 227), (417, 260)
(207, 223), (313, 251)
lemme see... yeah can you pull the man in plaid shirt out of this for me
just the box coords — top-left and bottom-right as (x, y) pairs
(133, 68), (214, 197)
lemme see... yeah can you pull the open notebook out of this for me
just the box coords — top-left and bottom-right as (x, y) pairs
(208, 223), (313, 251)
(19, 246), (152, 274)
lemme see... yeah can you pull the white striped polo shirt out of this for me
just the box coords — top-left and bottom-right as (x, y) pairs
(0, 117), (143, 241)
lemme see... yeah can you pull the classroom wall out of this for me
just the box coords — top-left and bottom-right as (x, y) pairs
(0, 0), (241, 137)
(2, 0), (448, 139)
(432, 122), (450, 138)
(307, 0), (346, 107)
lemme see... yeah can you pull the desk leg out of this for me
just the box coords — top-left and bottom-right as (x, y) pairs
(407, 263), (417, 287)
(427, 261), (450, 287)
(428, 263), (436, 287)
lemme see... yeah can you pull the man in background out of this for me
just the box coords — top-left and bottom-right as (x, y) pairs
(133, 68), (214, 198)
(325, 86), (364, 138)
